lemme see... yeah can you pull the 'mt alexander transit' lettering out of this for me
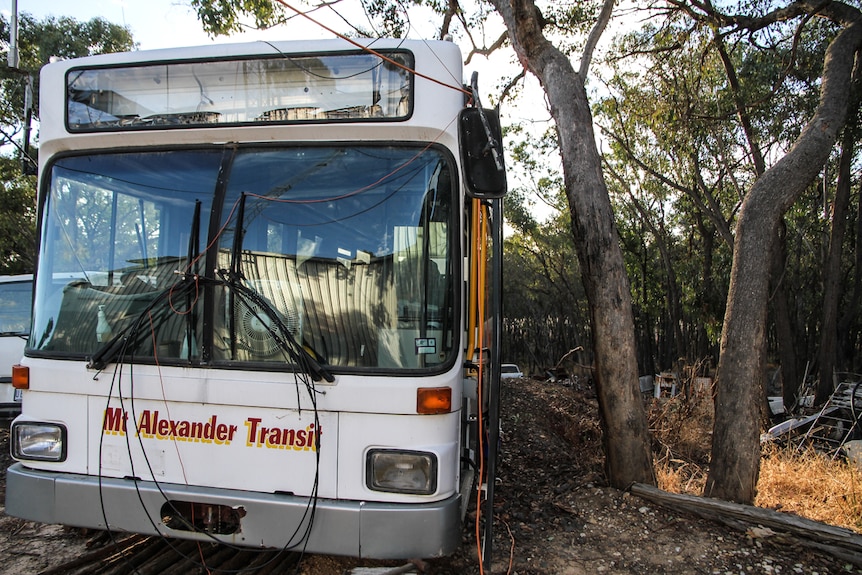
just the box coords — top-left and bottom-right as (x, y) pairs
(137, 410), (238, 444)
(244, 417), (320, 451)
(102, 408), (321, 451)
(103, 406), (128, 435)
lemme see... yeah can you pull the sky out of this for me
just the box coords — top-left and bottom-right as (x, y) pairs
(3, 0), (330, 49)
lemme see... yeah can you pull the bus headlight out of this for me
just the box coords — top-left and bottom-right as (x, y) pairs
(12, 422), (67, 462)
(366, 449), (437, 495)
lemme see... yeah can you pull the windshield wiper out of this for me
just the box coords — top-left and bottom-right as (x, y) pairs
(87, 278), (198, 371)
(222, 277), (334, 383)
(235, 284), (334, 383)
(87, 323), (135, 371)
(185, 200), (202, 361)
(227, 194), (247, 359)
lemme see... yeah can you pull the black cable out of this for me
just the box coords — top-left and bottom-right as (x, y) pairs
(95, 274), (326, 573)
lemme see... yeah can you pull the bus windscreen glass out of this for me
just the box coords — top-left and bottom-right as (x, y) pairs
(31, 145), (455, 372)
(66, 51), (413, 131)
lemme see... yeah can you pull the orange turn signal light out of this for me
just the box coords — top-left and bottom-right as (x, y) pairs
(417, 387), (451, 414)
(12, 364), (29, 389)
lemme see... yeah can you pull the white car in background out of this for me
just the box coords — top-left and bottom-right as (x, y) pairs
(0, 274), (32, 418)
(500, 363), (524, 379)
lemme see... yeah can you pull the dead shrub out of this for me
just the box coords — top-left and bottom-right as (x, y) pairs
(655, 456), (708, 495)
(647, 385), (713, 496)
(648, 390), (714, 466)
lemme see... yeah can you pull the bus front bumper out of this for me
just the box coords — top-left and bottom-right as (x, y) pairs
(5, 463), (462, 559)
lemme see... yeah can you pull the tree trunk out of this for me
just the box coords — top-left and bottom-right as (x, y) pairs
(817, 111), (857, 403)
(693, 212), (720, 363)
(771, 222), (800, 412)
(707, 200), (772, 503)
(706, 17), (862, 503)
(490, 0), (655, 487)
(838, 185), (862, 370)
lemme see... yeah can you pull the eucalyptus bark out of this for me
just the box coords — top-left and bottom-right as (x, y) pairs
(817, 121), (857, 403)
(489, 0), (654, 487)
(706, 10), (862, 503)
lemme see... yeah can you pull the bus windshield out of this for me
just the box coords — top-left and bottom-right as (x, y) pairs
(67, 51), (414, 131)
(31, 145), (455, 372)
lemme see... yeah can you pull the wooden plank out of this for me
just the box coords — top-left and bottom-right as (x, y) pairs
(630, 482), (862, 564)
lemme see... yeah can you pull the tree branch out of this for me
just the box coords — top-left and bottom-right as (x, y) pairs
(580, 0), (616, 78)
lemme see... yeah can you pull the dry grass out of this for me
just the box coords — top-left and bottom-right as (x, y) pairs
(648, 387), (862, 534)
(756, 445), (862, 533)
(655, 456), (707, 495)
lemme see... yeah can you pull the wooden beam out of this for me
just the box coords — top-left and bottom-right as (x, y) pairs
(630, 482), (862, 566)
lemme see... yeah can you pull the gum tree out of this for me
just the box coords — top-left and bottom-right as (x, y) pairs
(0, 14), (135, 274)
(671, 0), (862, 502)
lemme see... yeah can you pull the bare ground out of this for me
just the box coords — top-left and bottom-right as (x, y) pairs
(2, 378), (861, 574)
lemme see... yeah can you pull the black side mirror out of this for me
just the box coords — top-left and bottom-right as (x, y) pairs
(459, 107), (507, 199)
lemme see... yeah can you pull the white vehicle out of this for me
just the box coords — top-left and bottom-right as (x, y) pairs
(7, 39), (506, 562)
(500, 363), (523, 379)
(0, 274), (32, 418)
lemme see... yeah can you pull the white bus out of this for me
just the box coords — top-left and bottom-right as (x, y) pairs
(6, 38), (505, 561)
(0, 274), (32, 418)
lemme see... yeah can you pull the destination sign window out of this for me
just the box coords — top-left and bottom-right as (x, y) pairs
(66, 51), (413, 131)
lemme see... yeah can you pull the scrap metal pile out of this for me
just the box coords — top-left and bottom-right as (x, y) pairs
(762, 374), (862, 461)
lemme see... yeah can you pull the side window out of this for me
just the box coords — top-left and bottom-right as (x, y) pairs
(0, 281), (32, 334)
